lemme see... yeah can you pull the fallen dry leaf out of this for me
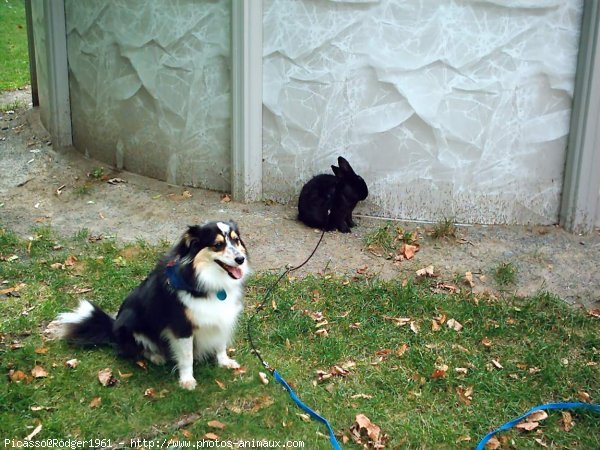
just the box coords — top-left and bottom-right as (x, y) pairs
(527, 410), (548, 422)
(515, 421), (539, 431)
(65, 359), (79, 369)
(98, 368), (118, 387)
(64, 255), (78, 267)
(396, 344), (409, 357)
(356, 265), (369, 275)
(410, 321), (420, 334)
(89, 397), (102, 408)
(491, 359), (503, 370)
(560, 411), (574, 432)
(258, 372), (269, 385)
(416, 265), (435, 277)
(0, 282), (26, 295)
(588, 309), (600, 318)
(577, 390), (591, 402)
(208, 420), (226, 430)
(485, 437), (501, 449)
(144, 388), (156, 398)
(447, 318), (463, 331)
(31, 365), (48, 378)
(221, 193), (231, 203)
(24, 422), (42, 441)
(215, 379), (226, 390)
(351, 394), (374, 399)
(383, 316), (411, 326)
(136, 360), (148, 370)
(456, 385), (474, 405)
(431, 368), (447, 379)
(118, 370), (133, 379)
(106, 177), (126, 185)
(464, 271), (475, 288)
(9, 369), (32, 383)
(34, 347), (49, 354)
(350, 413), (389, 449)
(204, 432), (219, 441)
(401, 243), (419, 260)
(315, 328), (329, 337)
(233, 366), (247, 376)
(481, 337), (492, 348)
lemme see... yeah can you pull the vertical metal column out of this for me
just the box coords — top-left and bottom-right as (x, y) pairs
(231, 0), (263, 202)
(560, 0), (600, 233)
(24, 0), (38, 106)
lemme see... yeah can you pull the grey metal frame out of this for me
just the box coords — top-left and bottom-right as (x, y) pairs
(560, 0), (600, 233)
(231, 0), (263, 202)
(36, 0), (72, 148)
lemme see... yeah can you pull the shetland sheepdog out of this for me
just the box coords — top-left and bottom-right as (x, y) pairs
(51, 221), (249, 390)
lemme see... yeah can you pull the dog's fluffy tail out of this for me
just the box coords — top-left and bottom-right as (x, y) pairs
(53, 300), (115, 346)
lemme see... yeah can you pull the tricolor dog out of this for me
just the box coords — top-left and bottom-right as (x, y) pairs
(52, 221), (249, 389)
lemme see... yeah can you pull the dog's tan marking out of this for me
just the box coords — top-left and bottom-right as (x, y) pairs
(230, 230), (239, 240)
(193, 248), (212, 271)
(184, 308), (199, 329)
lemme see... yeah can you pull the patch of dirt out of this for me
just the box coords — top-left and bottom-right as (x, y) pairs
(1, 89), (599, 311)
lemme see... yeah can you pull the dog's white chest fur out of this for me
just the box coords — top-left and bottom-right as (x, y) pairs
(179, 290), (243, 330)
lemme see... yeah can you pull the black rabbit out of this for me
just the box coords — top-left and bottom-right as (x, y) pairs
(297, 156), (369, 233)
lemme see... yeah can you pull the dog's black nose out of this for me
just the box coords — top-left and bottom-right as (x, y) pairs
(234, 256), (245, 265)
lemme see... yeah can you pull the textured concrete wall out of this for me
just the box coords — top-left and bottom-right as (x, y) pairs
(65, 0), (231, 191)
(262, 0), (583, 224)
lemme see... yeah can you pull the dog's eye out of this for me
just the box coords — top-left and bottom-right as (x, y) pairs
(213, 241), (225, 251)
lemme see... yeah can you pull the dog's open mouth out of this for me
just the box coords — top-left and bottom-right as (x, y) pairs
(216, 260), (243, 280)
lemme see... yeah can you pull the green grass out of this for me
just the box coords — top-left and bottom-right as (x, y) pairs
(493, 261), (518, 286)
(430, 217), (458, 240)
(1, 227), (598, 448)
(0, 99), (25, 112)
(364, 222), (418, 256)
(0, 0), (29, 92)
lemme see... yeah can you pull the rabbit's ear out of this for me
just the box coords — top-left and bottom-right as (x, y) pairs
(337, 156), (355, 174)
(331, 164), (342, 177)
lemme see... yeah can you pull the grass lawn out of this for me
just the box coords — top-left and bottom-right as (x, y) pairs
(0, 0), (29, 91)
(1, 226), (598, 449)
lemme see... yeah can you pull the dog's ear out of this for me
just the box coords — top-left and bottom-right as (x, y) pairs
(179, 225), (209, 255)
(331, 164), (341, 177)
(228, 219), (240, 233)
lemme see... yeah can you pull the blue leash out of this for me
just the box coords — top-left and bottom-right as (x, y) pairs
(272, 369), (342, 450)
(476, 401), (600, 449)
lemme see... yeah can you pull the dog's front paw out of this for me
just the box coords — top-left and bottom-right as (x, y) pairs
(218, 356), (241, 370)
(179, 377), (197, 390)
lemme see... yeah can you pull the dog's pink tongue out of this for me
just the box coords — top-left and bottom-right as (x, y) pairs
(228, 266), (243, 279)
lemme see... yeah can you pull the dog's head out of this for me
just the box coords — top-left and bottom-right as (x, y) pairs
(174, 221), (250, 290)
